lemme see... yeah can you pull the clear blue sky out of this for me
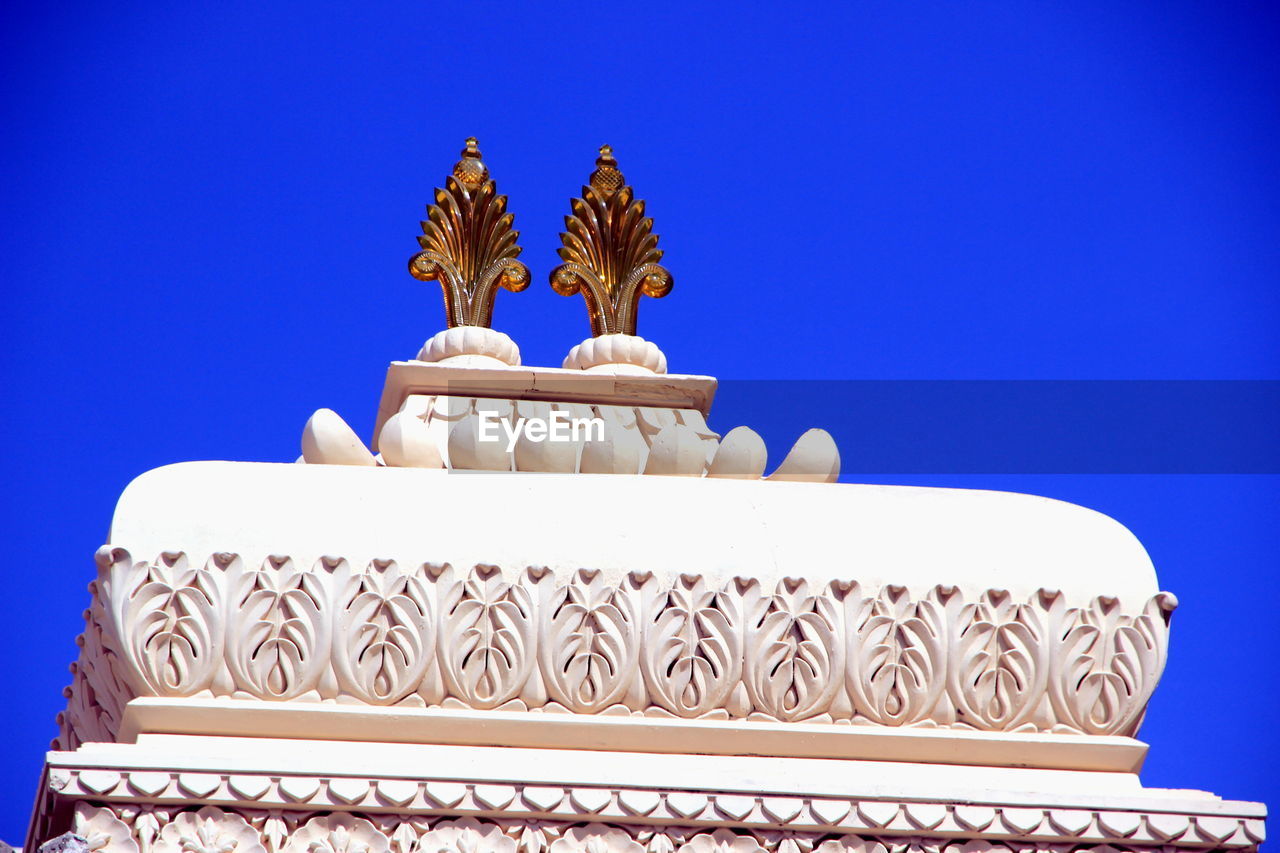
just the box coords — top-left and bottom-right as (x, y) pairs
(2, 0), (1278, 843)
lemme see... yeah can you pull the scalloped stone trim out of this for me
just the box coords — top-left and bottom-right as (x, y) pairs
(563, 335), (668, 374)
(417, 326), (521, 366)
(47, 784), (1264, 850)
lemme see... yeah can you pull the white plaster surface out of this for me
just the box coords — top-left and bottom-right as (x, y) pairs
(109, 461), (1158, 609)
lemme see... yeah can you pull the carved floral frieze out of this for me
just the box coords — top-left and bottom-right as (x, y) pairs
(57, 547), (1175, 750)
(63, 802), (1261, 853)
(155, 807), (266, 853)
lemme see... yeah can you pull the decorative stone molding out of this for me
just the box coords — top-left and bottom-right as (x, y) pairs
(379, 394), (719, 475)
(416, 326), (522, 367)
(323, 389), (838, 479)
(283, 813), (387, 853)
(302, 410), (378, 467)
(563, 335), (668, 375)
(57, 548), (1175, 750)
(361, 361), (840, 480)
(72, 807), (136, 853)
(59, 801), (1264, 853)
(156, 807), (265, 853)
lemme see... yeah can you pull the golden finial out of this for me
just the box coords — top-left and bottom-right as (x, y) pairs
(409, 137), (529, 328)
(589, 144), (623, 196)
(550, 144), (673, 337)
(452, 137), (488, 189)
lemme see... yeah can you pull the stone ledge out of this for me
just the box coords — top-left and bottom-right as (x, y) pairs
(118, 699), (1149, 773)
(374, 361), (717, 445)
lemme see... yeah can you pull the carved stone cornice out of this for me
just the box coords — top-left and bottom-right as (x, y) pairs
(48, 796), (1266, 853)
(56, 547), (1175, 755)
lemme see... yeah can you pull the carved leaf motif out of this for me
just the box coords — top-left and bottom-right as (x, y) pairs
(75, 804), (141, 853)
(227, 558), (329, 700)
(285, 815), (389, 853)
(1047, 594), (1172, 735)
(134, 809), (161, 853)
(549, 825), (644, 853)
(333, 561), (435, 705)
(540, 571), (639, 713)
(642, 833), (677, 853)
(813, 841), (889, 853)
(512, 824), (556, 853)
(156, 806), (265, 853)
(437, 566), (537, 709)
(550, 148), (672, 336)
(846, 585), (947, 725)
(410, 139), (529, 329)
(384, 821), (424, 853)
(743, 580), (842, 721)
(109, 551), (226, 696)
(948, 591), (1047, 730)
(58, 580), (133, 748)
(260, 813), (290, 853)
(69, 548), (1176, 736)
(419, 180), (519, 284)
(642, 576), (742, 717)
(420, 819), (516, 853)
(676, 830), (767, 853)
(557, 186), (662, 292)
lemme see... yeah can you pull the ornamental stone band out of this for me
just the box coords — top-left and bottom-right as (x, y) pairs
(57, 548), (1174, 750)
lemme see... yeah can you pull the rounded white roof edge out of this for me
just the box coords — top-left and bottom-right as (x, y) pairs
(109, 461), (1160, 611)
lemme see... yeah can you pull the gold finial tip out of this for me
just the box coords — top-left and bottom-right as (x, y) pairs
(590, 144), (623, 194)
(453, 137), (488, 189)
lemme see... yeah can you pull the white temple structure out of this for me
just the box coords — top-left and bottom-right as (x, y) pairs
(26, 141), (1265, 853)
